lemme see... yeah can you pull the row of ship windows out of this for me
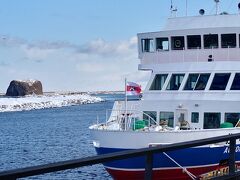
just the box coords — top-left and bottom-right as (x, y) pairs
(143, 111), (239, 129)
(141, 33), (239, 52)
(150, 73), (240, 91)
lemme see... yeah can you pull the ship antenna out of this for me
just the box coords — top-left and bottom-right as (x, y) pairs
(238, 3), (240, 14)
(170, 0), (177, 17)
(214, 0), (220, 15)
(170, 0), (173, 16)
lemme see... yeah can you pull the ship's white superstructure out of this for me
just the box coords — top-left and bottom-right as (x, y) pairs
(90, 7), (240, 180)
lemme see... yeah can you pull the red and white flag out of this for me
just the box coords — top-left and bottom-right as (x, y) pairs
(126, 82), (142, 96)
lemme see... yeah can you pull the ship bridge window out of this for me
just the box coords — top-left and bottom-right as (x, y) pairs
(187, 35), (201, 49)
(150, 74), (168, 90)
(160, 112), (174, 127)
(194, 74), (210, 90)
(231, 73), (240, 90)
(210, 73), (231, 90)
(204, 113), (221, 129)
(141, 38), (154, 52)
(184, 74), (199, 90)
(225, 113), (240, 126)
(204, 34), (218, 49)
(171, 36), (185, 50)
(221, 34), (236, 48)
(184, 73), (210, 90)
(156, 37), (169, 51)
(166, 74), (185, 90)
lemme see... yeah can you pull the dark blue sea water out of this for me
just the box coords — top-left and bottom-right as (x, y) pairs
(0, 94), (124, 180)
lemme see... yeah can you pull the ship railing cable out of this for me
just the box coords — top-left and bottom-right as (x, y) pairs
(235, 119), (240, 127)
(141, 112), (159, 127)
(105, 109), (160, 131)
(163, 152), (196, 180)
(125, 110), (159, 130)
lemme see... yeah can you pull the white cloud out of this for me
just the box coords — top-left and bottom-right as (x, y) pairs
(22, 45), (57, 61)
(0, 35), (26, 47)
(0, 35), (150, 92)
(76, 62), (106, 73)
(77, 37), (137, 57)
(0, 61), (9, 66)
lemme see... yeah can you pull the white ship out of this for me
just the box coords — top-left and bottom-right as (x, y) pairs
(90, 1), (240, 179)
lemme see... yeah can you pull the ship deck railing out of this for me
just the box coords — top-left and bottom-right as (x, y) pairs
(1, 133), (240, 179)
(105, 109), (160, 131)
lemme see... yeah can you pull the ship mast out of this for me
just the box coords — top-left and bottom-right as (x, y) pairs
(170, 0), (173, 16)
(214, 0), (220, 15)
(170, 0), (177, 17)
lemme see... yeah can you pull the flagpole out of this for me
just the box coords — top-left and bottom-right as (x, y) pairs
(125, 78), (127, 131)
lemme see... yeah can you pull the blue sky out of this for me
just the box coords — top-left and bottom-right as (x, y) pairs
(0, 0), (239, 92)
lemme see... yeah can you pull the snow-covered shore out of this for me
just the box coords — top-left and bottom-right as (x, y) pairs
(0, 93), (103, 112)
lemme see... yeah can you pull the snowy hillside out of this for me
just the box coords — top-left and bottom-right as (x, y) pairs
(0, 93), (103, 112)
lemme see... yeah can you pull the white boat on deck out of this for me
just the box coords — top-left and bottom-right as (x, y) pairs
(90, 2), (240, 179)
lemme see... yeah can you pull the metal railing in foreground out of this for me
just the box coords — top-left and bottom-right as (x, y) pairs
(1, 133), (240, 180)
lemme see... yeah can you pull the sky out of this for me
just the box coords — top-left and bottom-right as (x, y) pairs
(0, 0), (239, 92)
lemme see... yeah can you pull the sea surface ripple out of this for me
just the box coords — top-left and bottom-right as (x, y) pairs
(0, 93), (124, 179)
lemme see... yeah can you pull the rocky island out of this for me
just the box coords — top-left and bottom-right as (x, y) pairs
(6, 80), (43, 96)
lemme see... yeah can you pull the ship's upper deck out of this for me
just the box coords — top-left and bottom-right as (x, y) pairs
(163, 14), (240, 31)
(138, 14), (240, 70)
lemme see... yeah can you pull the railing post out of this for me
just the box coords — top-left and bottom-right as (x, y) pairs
(229, 137), (236, 175)
(145, 152), (153, 180)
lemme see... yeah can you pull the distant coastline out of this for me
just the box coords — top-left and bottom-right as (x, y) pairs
(0, 93), (104, 112)
(0, 91), (124, 97)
